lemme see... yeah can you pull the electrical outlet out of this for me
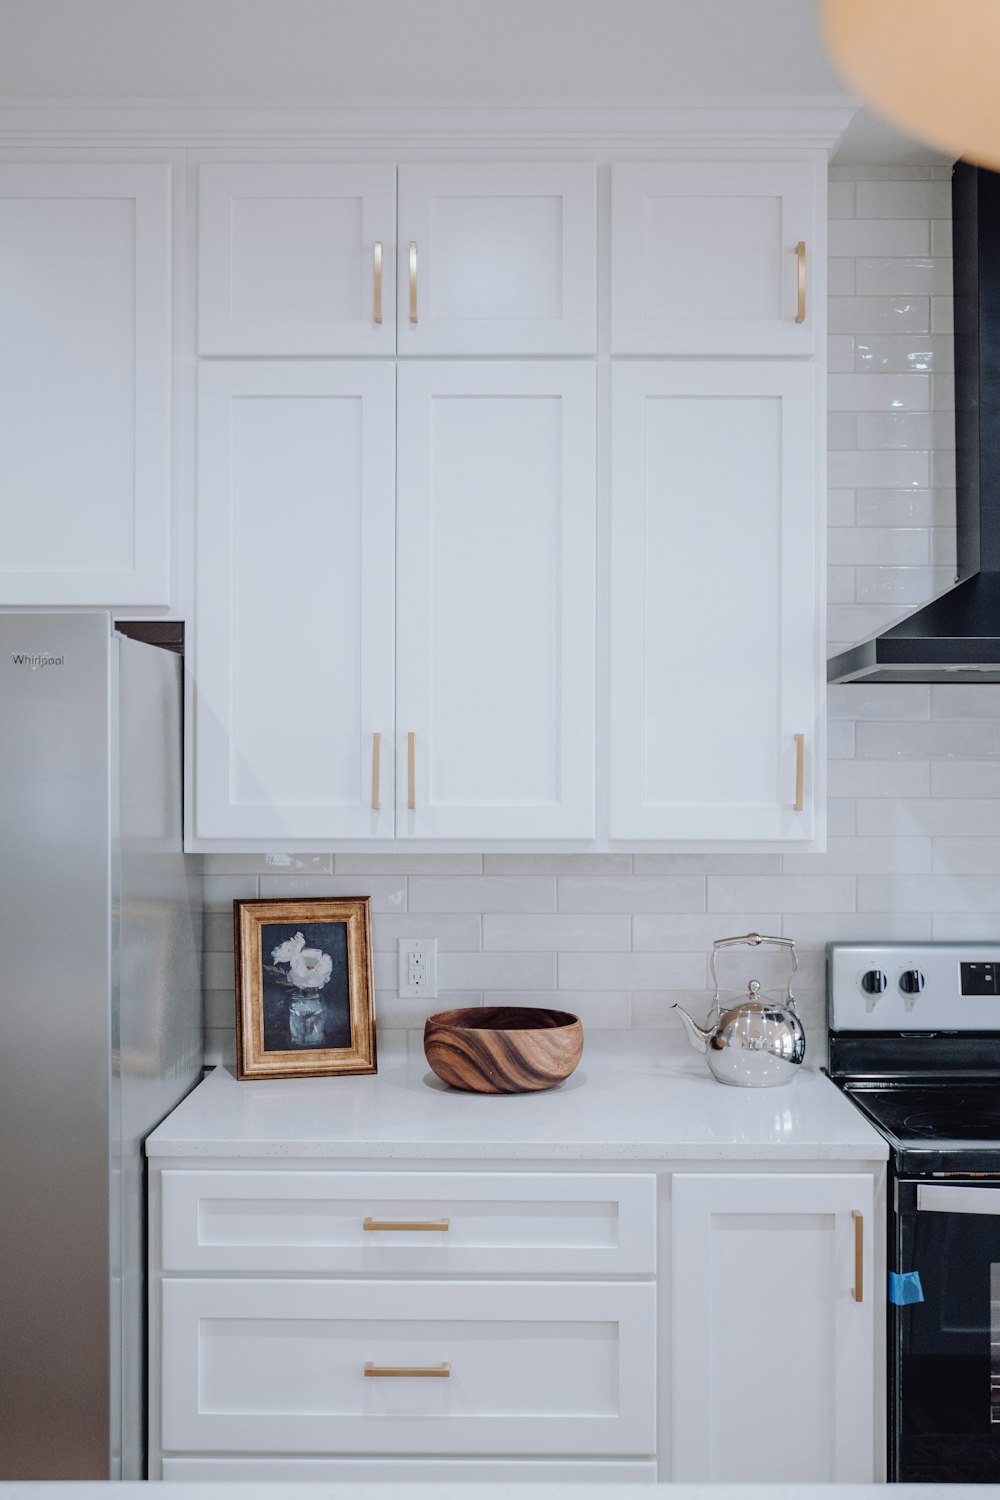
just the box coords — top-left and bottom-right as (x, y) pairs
(398, 938), (437, 999)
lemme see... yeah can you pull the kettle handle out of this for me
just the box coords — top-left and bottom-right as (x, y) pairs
(710, 932), (798, 1006)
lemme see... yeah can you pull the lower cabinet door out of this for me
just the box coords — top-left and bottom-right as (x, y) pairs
(670, 1172), (876, 1482)
(162, 1457), (658, 1481)
(161, 1278), (655, 1457)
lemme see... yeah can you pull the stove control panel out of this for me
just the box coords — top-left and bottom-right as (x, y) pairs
(829, 943), (1000, 1031)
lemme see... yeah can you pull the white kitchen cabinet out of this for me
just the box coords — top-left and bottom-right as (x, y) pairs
(193, 361), (395, 841)
(396, 361), (596, 839)
(670, 1172), (876, 1483)
(161, 1277), (655, 1457)
(609, 360), (819, 842)
(611, 162), (818, 355)
(0, 163), (172, 608)
(397, 163), (596, 355)
(198, 164), (397, 355)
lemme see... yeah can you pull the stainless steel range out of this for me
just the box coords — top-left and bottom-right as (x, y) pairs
(828, 941), (1000, 1483)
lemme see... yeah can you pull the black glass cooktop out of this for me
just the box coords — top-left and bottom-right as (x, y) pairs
(845, 1084), (1000, 1143)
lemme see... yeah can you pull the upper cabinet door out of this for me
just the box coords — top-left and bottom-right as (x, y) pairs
(397, 164), (596, 355)
(0, 163), (171, 607)
(193, 361), (396, 843)
(396, 362), (596, 840)
(611, 163), (818, 355)
(609, 362), (818, 843)
(198, 165), (396, 355)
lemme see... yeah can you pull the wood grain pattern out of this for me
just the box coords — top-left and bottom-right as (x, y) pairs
(423, 1007), (583, 1093)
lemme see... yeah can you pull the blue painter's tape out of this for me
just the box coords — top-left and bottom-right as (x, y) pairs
(889, 1271), (925, 1305)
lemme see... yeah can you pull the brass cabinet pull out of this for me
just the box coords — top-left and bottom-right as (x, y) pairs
(365, 1362), (450, 1378)
(795, 240), (806, 323)
(363, 1217), (450, 1232)
(371, 731), (381, 811)
(373, 240), (383, 325)
(409, 241), (418, 324)
(794, 732), (805, 812)
(407, 731), (416, 810)
(852, 1209), (864, 1303)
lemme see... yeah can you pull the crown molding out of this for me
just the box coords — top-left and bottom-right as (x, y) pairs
(0, 95), (859, 151)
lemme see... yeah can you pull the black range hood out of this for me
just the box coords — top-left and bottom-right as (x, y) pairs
(828, 160), (1000, 684)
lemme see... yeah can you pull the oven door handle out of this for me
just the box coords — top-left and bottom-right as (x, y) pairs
(917, 1183), (1000, 1215)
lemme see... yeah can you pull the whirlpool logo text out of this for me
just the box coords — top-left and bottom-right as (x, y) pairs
(10, 652), (65, 669)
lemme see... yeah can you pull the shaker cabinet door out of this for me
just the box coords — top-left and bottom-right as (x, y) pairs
(0, 163), (171, 607)
(192, 361), (396, 841)
(397, 164), (596, 354)
(611, 162), (818, 355)
(609, 362), (819, 842)
(198, 164), (396, 355)
(670, 1173), (876, 1483)
(396, 362), (596, 839)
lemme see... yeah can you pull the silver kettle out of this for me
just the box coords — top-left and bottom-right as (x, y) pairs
(673, 932), (806, 1088)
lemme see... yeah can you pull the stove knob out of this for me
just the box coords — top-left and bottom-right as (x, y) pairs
(900, 969), (925, 995)
(860, 968), (887, 995)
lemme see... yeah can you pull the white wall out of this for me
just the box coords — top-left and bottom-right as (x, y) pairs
(201, 163), (995, 1066)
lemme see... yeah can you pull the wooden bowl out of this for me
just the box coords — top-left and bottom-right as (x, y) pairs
(423, 1006), (583, 1093)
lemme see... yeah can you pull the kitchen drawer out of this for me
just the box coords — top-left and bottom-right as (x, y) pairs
(160, 1278), (656, 1456)
(161, 1456), (658, 1481)
(159, 1169), (656, 1275)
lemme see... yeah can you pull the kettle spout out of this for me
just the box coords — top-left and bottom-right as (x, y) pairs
(673, 1003), (713, 1054)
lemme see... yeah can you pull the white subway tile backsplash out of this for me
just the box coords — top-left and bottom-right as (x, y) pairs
(828, 450), (929, 488)
(828, 257), (856, 295)
(855, 180), (951, 219)
(855, 489), (953, 526)
(856, 412), (954, 449)
(257, 874), (406, 910)
(437, 953), (557, 989)
(856, 258), (952, 296)
(558, 876), (705, 914)
(707, 875), (856, 914)
(632, 913), (783, 951)
(828, 219), (929, 257)
(409, 877), (556, 912)
(828, 527), (928, 565)
(195, 169), (999, 1051)
(483, 914), (631, 951)
(857, 720), (1000, 760)
(828, 373), (931, 411)
(558, 951), (707, 991)
(828, 334), (856, 372)
(828, 296), (930, 336)
(854, 335), (952, 373)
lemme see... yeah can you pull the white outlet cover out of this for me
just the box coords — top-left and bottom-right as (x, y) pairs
(398, 937), (437, 999)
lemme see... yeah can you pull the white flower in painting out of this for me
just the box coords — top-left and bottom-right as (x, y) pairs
(271, 931), (306, 964)
(289, 947), (333, 990)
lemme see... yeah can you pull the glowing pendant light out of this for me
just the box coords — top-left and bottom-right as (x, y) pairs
(823, 0), (1000, 167)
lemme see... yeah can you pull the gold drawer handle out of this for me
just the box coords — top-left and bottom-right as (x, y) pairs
(365, 1361), (451, 1378)
(795, 240), (806, 324)
(794, 732), (805, 812)
(371, 731), (381, 812)
(373, 240), (383, 325)
(407, 730), (416, 811)
(409, 241), (418, 324)
(363, 1217), (450, 1232)
(852, 1209), (864, 1303)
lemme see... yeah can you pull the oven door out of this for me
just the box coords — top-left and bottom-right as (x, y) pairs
(896, 1178), (1000, 1481)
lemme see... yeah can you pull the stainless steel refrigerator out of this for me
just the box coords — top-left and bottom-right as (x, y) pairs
(0, 612), (202, 1479)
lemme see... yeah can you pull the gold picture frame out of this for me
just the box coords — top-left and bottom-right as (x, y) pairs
(233, 897), (377, 1080)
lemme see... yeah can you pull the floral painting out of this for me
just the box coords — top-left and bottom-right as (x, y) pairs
(260, 922), (351, 1051)
(233, 897), (376, 1080)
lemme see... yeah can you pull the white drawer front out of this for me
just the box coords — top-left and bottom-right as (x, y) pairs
(160, 1169), (656, 1275)
(161, 1456), (658, 1481)
(161, 1279), (656, 1456)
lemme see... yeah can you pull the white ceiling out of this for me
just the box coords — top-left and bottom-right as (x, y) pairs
(0, 0), (952, 164)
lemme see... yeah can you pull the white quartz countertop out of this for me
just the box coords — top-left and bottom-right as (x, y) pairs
(145, 1034), (887, 1161)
